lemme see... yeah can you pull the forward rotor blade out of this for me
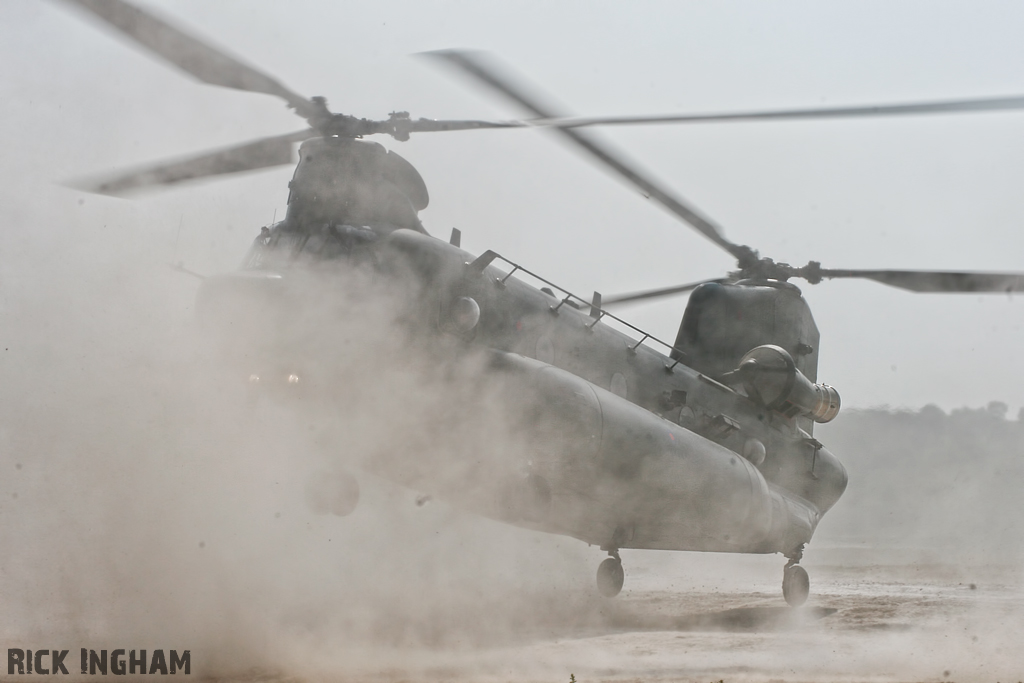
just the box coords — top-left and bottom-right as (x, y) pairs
(817, 268), (1024, 293)
(604, 278), (730, 305)
(70, 130), (314, 196)
(422, 50), (755, 265)
(530, 95), (1024, 129)
(57, 0), (318, 120)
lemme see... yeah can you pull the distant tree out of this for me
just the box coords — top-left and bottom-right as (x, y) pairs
(987, 401), (1008, 419)
(815, 404), (1024, 560)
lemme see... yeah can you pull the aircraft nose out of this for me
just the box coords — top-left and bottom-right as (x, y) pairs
(195, 271), (286, 338)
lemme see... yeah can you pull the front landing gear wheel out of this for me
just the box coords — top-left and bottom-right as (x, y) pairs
(596, 557), (624, 597)
(783, 564), (810, 607)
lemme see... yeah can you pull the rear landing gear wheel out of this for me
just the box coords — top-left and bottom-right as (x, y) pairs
(597, 557), (624, 597)
(783, 564), (810, 607)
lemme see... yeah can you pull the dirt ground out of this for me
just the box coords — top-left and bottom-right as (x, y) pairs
(210, 543), (1023, 683)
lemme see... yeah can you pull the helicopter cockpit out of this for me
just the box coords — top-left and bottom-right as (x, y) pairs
(243, 221), (381, 270)
(243, 136), (430, 270)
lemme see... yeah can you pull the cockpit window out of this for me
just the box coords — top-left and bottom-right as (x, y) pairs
(242, 223), (379, 270)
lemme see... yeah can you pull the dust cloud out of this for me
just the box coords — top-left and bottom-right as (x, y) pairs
(816, 404), (1024, 563)
(1, 196), (1023, 683)
(0, 200), (597, 679)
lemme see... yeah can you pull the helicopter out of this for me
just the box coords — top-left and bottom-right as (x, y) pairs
(56, 0), (1024, 607)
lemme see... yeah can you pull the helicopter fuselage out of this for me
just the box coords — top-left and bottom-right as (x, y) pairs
(198, 225), (847, 560)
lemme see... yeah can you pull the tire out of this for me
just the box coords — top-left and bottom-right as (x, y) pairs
(783, 564), (810, 607)
(596, 558), (625, 598)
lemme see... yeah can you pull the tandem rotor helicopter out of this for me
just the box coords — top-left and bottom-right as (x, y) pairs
(59, 0), (1024, 606)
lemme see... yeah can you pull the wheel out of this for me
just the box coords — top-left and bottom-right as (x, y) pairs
(782, 564), (810, 607)
(596, 558), (625, 598)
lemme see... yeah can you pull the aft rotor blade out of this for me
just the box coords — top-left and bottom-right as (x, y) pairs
(70, 130), (314, 196)
(422, 50), (756, 265)
(57, 0), (318, 120)
(405, 118), (525, 132)
(531, 95), (1024, 129)
(817, 268), (1024, 293)
(604, 278), (730, 305)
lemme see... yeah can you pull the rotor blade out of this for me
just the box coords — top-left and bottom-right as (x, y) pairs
(57, 0), (318, 120)
(359, 92), (1024, 136)
(603, 278), (729, 305)
(422, 50), (756, 265)
(817, 268), (1024, 293)
(69, 130), (313, 196)
(405, 118), (525, 132)
(529, 95), (1024, 129)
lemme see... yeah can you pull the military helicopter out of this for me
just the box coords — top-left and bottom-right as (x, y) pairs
(58, 0), (1024, 607)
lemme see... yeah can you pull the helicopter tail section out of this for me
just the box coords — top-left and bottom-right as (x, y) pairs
(483, 352), (826, 556)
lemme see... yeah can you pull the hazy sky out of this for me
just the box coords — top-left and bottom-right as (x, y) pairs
(3, 0), (1024, 413)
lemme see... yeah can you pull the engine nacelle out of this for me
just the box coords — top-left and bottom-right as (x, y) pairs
(737, 345), (840, 423)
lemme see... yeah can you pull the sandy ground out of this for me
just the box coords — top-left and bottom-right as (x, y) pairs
(214, 544), (1024, 683)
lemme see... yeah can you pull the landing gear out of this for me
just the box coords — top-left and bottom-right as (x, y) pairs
(783, 565), (809, 606)
(596, 549), (624, 597)
(782, 546), (809, 607)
